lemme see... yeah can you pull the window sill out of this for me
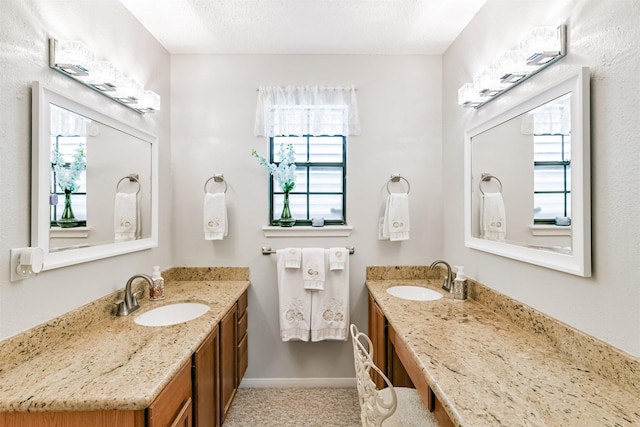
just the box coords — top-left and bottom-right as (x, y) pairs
(262, 225), (353, 237)
(529, 224), (571, 236)
(50, 226), (91, 239)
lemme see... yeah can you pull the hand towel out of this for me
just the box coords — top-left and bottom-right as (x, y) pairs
(114, 192), (137, 242)
(311, 249), (349, 342)
(276, 249), (311, 342)
(302, 248), (325, 290)
(329, 247), (347, 271)
(204, 193), (228, 240)
(284, 248), (302, 269)
(481, 193), (506, 242)
(382, 193), (410, 241)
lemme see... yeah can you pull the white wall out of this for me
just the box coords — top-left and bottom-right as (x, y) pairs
(443, 0), (640, 356)
(171, 55), (443, 381)
(0, 0), (172, 339)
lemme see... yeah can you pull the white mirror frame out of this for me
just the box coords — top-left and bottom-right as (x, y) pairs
(464, 67), (591, 277)
(32, 81), (158, 270)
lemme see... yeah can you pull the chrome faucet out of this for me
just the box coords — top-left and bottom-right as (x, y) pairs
(429, 260), (453, 292)
(115, 274), (153, 316)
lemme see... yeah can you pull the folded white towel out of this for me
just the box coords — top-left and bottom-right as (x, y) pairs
(284, 248), (302, 269)
(382, 193), (410, 241)
(481, 193), (506, 242)
(204, 193), (228, 240)
(114, 192), (137, 242)
(302, 248), (325, 290)
(311, 249), (349, 342)
(329, 247), (347, 271)
(276, 249), (311, 342)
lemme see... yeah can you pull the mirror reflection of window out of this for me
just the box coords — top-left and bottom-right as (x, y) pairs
(530, 93), (571, 224)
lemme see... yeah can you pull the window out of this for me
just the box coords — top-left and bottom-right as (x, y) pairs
(50, 135), (87, 226)
(269, 135), (346, 226)
(533, 133), (571, 223)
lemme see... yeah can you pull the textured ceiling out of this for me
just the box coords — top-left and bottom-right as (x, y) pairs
(119, 0), (487, 54)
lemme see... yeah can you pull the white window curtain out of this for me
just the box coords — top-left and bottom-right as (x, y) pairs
(254, 85), (360, 137)
(50, 104), (90, 137)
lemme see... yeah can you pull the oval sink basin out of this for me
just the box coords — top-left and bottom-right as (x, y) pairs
(386, 286), (443, 301)
(135, 302), (210, 327)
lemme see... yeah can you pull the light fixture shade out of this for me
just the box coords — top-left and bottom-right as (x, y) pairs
(113, 77), (143, 104)
(473, 67), (505, 97)
(51, 39), (95, 76)
(520, 26), (563, 65)
(80, 61), (121, 92)
(492, 50), (529, 84)
(135, 91), (161, 112)
(458, 83), (483, 107)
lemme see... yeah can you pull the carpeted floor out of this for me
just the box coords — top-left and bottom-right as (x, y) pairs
(223, 387), (361, 427)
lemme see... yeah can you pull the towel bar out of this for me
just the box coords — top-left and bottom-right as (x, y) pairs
(204, 174), (228, 194)
(116, 174), (141, 194)
(262, 246), (355, 255)
(479, 173), (502, 195)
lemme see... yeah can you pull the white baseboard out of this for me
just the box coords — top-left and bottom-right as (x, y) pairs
(240, 377), (356, 388)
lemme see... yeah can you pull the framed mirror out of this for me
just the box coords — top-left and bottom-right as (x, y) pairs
(464, 67), (591, 276)
(32, 81), (158, 270)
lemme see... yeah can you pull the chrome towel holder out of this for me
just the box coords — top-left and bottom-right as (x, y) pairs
(479, 173), (503, 195)
(386, 174), (410, 194)
(204, 174), (228, 194)
(262, 246), (355, 255)
(116, 174), (141, 194)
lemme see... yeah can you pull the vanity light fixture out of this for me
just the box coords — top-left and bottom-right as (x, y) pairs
(458, 25), (566, 109)
(49, 38), (160, 114)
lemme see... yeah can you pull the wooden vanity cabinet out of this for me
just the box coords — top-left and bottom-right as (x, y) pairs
(237, 290), (248, 383)
(219, 303), (238, 425)
(192, 326), (220, 427)
(147, 359), (193, 427)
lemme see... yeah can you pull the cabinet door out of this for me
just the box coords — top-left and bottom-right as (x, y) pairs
(219, 304), (238, 425)
(193, 327), (220, 427)
(170, 398), (193, 427)
(237, 290), (248, 384)
(368, 293), (387, 388)
(147, 360), (192, 427)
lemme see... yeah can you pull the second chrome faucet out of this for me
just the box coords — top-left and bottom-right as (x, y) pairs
(429, 260), (453, 292)
(115, 274), (154, 316)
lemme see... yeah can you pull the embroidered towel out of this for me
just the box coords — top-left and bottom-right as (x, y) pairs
(284, 248), (302, 269)
(302, 248), (325, 290)
(276, 249), (311, 342)
(481, 193), (506, 242)
(329, 247), (347, 271)
(382, 193), (410, 241)
(114, 192), (137, 242)
(311, 249), (349, 342)
(204, 193), (228, 240)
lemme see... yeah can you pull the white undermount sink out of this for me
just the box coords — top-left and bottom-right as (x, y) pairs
(386, 285), (443, 301)
(134, 302), (210, 327)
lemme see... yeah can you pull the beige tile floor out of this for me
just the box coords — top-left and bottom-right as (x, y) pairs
(223, 387), (361, 427)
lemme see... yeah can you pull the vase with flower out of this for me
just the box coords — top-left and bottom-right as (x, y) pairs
(252, 143), (297, 227)
(52, 143), (86, 228)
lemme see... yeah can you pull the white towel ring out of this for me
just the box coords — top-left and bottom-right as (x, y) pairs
(479, 174), (502, 195)
(116, 174), (141, 195)
(204, 174), (228, 194)
(386, 175), (411, 194)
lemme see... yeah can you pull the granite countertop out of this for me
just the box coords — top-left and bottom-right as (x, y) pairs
(0, 268), (250, 412)
(366, 278), (640, 427)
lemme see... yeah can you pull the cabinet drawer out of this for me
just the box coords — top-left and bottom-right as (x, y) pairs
(237, 290), (248, 317)
(147, 360), (192, 427)
(238, 333), (248, 382)
(237, 311), (248, 342)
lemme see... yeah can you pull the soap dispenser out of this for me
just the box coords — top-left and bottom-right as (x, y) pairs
(452, 266), (468, 301)
(150, 266), (165, 300)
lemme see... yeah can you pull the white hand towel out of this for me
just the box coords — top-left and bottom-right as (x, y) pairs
(311, 249), (349, 342)
(276, 249), (311, 342)
(284, 248), (302, 269)
(114, 192), (137, 242)
(204, 193), (228, 240)
(383, 193), (410, 241)
(329, 247), (347, 271)
(481, 193), (506, 242)
(302, 248), (325, 290)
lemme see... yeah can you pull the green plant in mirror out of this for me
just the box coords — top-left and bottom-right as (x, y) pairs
(52, 143), (85, 228)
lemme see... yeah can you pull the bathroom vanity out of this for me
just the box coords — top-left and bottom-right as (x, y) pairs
(0, 268), (249, 427)
(366, 266), (640, 427)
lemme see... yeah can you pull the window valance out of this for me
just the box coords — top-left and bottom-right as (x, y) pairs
(254, 85), (360, 137)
